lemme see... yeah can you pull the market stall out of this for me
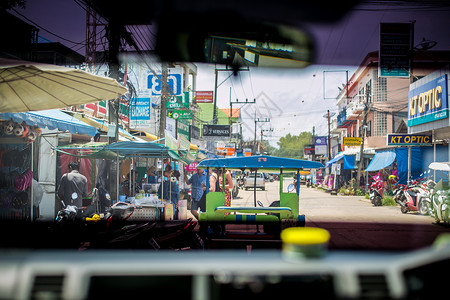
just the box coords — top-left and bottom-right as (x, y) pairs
(103, 141), (187, 221)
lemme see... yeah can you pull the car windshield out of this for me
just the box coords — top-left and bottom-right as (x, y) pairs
(1, 0), (450, 254)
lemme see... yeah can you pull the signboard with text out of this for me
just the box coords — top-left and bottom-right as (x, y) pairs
(167, 91), (190, 109)
(195, 91), (214, 103)
(387, 134), (432, 146)
(408, 74), (448, 126)
(202, 125), (230, 137)
(130, 97), (151, 127)
(379, 22), (412, 78)
(314, 136), (327, 155)
(343, 137), (362, 146)
(147, 68), (183, 96)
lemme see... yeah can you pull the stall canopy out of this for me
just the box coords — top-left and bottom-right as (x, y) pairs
(0, 109), (98, 136)
(365, 150), (396, 172)
(104, 141), (180, 159)
(197, 155), (324, 171)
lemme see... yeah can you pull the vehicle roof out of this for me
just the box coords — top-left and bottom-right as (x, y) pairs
(197, 155), (324, 171)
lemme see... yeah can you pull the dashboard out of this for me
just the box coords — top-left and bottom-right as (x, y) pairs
(1, 245), (449, 299)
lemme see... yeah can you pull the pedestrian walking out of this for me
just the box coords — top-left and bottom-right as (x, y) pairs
(57, 161), (88, 208)
(184, 168), (206, 220)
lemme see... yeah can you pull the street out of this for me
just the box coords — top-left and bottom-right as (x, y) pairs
(230, 179), (450, 251)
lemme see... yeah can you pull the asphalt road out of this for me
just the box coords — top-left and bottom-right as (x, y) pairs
(231, 179), (450, 251)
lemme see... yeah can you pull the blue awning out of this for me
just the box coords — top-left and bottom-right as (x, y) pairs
(0, 109), (98, 136)
(365, 150), (396, 172)
(343, 155), (356, 170)
(325, 153), (344, 167)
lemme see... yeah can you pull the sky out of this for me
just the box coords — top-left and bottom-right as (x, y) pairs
(8, 0), (450, 147)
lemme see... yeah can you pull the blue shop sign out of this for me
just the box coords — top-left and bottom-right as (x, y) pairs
(408, 74), (448, 126)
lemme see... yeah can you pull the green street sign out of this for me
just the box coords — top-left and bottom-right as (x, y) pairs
(166, 91), (189, 109)
(167, 110), (193, 120)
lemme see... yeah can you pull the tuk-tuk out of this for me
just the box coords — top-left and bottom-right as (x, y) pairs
(197, 155), (324, 237)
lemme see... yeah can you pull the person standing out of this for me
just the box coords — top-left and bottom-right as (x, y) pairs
(217, 169), (233, 216)
(184, 168), (206, 220)
(57, 161), (88, 208)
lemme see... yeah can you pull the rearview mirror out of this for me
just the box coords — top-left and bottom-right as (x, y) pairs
(156, 14), (314, 69)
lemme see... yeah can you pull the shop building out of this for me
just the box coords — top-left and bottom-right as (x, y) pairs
(408, 65), (450, 163)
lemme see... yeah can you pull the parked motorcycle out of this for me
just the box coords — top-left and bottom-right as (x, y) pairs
(393, 183), (406, 205)
(425, 162), (450, 224)
(369, 177), (384, 206)
(399, 179), (434, 215)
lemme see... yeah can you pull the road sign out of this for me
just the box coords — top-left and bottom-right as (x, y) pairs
(167, 110), (192, 120)
(167, 91), (189, 109)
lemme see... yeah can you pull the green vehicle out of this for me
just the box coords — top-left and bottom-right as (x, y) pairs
(197, 155), (323, 237)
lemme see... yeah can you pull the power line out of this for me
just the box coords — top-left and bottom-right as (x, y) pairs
(11, 7), (85, 45)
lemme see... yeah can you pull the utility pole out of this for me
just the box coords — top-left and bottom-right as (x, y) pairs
(356, 87), (371, 190)
(107, 21), (121, 144)
(213, 66), (249, 124)
(327, 110), (331, 159)
(85, 6), (99, 73)
(322, 110), (336, 160)
(230, 97), (256, 141)
(158, 63), (169, 140)
(213, 68), (219, 124)
(254, 116), (270, 155)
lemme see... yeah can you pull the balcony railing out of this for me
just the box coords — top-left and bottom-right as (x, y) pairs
(346, 97), (366, 120)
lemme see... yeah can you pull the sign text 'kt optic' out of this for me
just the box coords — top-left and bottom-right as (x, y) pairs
(387, 134), (432, 146)
(408, 74), (448, 126)
(147, 68), (183, 96)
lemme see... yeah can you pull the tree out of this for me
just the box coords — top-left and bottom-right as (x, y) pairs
(273, 132), (312, 159)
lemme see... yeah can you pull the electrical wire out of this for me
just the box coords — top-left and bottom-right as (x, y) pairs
(11, 8), (85, 46)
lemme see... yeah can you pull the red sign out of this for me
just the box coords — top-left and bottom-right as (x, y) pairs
(196, 91), (213, 103)
(185, 162), (199, 172)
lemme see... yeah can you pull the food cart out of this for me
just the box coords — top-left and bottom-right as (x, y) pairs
(103, 141), (186, 221)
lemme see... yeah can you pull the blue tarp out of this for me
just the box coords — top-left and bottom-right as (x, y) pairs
(343, 155), (356, 170)
(197, 155), (324, 171)
(395, 145), (449, 184)
(0, 109), (98, 136)
(365, 150), (396, 172)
